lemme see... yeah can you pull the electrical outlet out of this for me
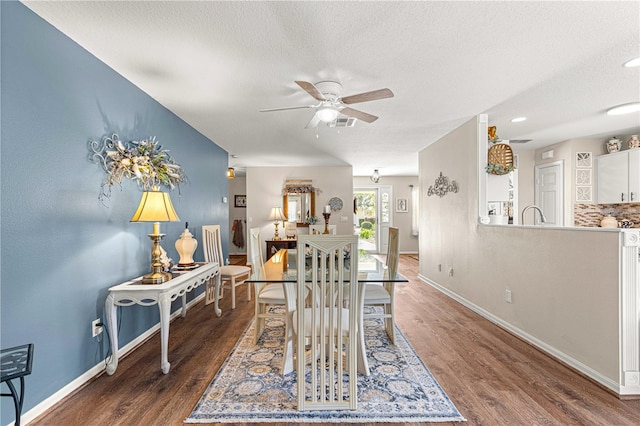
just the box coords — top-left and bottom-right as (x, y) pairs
(505, 290), (512, 303)
(92, 318), (103, 337)
(448, 267), (454, 277)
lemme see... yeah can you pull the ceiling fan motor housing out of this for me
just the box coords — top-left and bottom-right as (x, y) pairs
(314, 81), (343, 101)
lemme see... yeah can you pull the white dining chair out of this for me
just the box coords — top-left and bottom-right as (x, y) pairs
(202, 225), (251, 309)
(282, 234), (366, 411)
(251, 227), (287, 345)
(362, 226), (399, 344)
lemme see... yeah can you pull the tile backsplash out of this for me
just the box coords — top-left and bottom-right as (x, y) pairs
(574, 203), (640, 227)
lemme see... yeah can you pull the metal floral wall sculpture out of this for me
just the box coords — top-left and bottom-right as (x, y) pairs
(90, 133), (187, 202)
(427, 172), (458, 198)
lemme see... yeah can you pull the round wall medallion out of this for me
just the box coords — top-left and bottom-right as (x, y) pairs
(329, 197), (343, 212)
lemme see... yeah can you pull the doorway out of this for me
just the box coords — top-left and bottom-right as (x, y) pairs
(534, 161), (564, 226)
(353, 185), (392, 253)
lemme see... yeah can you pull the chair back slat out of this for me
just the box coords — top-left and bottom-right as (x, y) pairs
(386, 227), (400, 278)
(249, 227), (263, 273)
(249, 227), (265, 290)
(294, 234), (359, 411)
(202, 225), (224, 266)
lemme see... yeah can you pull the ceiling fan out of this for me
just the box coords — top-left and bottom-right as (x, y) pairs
(260, 81), (394, 129)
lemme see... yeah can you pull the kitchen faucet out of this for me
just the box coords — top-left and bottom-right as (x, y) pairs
(521, 205), (547, 225)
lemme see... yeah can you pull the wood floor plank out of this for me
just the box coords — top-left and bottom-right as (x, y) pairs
(30, 255), (640, 425)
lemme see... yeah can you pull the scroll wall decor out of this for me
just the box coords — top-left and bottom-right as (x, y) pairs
(427, 172), (458, 197)
(89, 133), (187, 203)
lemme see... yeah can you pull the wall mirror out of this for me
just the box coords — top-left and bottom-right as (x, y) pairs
(282, 179), (316, 226)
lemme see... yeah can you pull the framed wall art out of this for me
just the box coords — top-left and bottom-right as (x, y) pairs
(576, 186), (592, 202)
(234, 195), (247, 208)
(576, 169), (592, 185)
(576, 152), (592, 168)
(396, 198), (408, 213)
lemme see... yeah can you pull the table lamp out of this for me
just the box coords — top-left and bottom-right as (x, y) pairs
(131, 189), (180, 284)
(267, 207), (286, 240)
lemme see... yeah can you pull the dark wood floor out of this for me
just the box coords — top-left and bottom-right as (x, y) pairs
(32, 255), (640, 425)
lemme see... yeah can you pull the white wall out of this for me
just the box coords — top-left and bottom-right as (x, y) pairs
(246, 166), (354, 260)
(353, 176), (419, 254)
(419, 116), (624, 391)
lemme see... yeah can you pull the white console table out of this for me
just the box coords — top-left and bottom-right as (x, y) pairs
(104, 262), (220, 375)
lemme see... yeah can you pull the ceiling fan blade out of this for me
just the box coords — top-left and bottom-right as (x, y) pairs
(341, 88), (394, 104)
(295, 81), (326, 101)
(340, 107), (378, 123)
(304, 113), (321, 129)
(260, 105), (314, 112)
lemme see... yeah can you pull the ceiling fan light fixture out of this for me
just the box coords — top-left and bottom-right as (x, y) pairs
(606, 102), (640, 116)
(370, 169), (380, 183)
(317, 105), (339, 122)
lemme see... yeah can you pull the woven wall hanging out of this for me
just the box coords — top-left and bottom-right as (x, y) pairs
(486, 143), (515, 175)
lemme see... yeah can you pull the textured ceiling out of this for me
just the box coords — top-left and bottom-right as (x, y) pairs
(22, 1), (640, 177)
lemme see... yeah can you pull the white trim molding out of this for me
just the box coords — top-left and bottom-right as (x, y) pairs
(619, 229), (640, 395)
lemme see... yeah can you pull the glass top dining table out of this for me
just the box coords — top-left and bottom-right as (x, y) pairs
(246, 248), (408, 284)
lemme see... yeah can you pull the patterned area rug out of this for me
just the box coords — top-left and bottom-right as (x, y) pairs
(186, 307), (465, 423)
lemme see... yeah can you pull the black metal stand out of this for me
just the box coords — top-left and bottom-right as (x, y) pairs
(1, 343), (34, 426)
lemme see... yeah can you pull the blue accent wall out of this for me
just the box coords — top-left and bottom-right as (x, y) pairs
(0, 3), (229, 421)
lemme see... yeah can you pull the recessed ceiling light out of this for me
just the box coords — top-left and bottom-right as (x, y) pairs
(623, 57), (640, 68)
(606, 102), (640, 116)
(510, 117), (527, 123)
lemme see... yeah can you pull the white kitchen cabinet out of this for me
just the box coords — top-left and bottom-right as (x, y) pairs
(596, 150), (640, 203)
(629, 149), (640, 202)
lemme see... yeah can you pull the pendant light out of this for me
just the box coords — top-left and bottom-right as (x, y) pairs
(370, 169), (380, 183)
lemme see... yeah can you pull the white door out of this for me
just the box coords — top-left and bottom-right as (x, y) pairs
(354, 188), (378, 252)
(534, 161), (563, 226)
(353, 185), (392, 254)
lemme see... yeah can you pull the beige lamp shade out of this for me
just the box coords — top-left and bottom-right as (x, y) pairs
(267, 207), (286, 221)
(267, 207), (286, 241)
(131, 191), (180, 223)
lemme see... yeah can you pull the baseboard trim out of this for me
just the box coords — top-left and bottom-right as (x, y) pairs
(21, 293), (206, 425)
(418, 273), (624, 397)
